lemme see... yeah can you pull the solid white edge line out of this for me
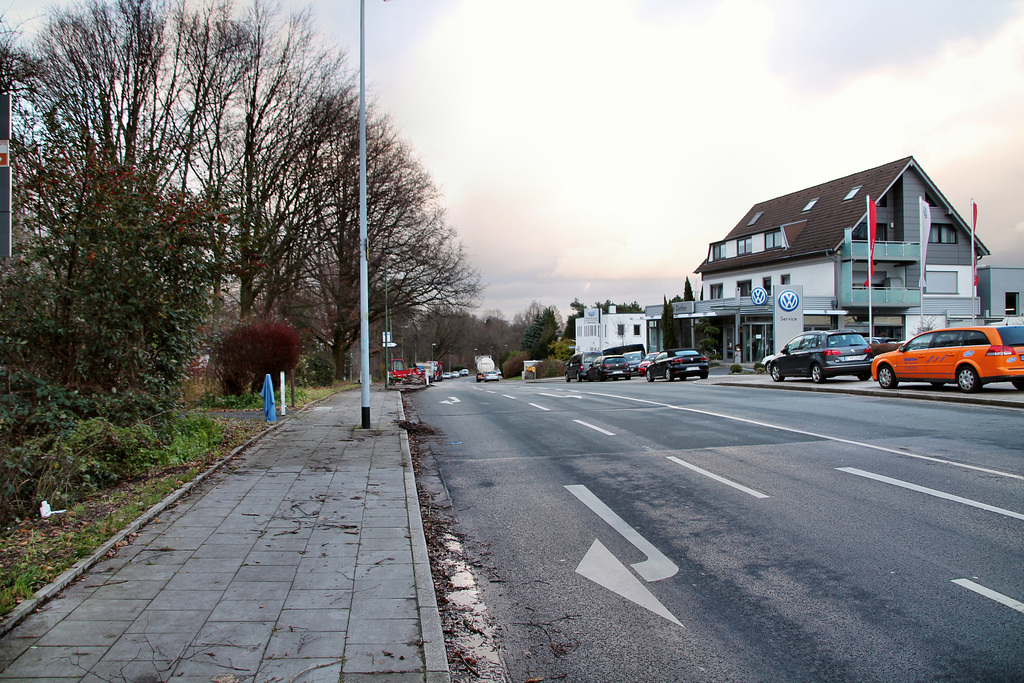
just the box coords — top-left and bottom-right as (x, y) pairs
(528, 403), (550, 411)
(667, 456), (770, 498)
(573, 419), (616, 436)
(952, 579), (1024, 614)
(589, 392), (1024, 481)
(838, 467), (1024, 521)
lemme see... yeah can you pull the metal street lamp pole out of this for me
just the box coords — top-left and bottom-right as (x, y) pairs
(358, 0), (371, 428)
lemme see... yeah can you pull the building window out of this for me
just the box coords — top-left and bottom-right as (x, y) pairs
(710, 284), (723, 299)
(737, 237), (752, 255)
(712, 243), (727, 260)
(633, 324), (641, 336)
(737, 280), (752, 297)
(924, 270), (958, 294)
(802, 198), (818, 212)
(780, 274), (791, 285)
(929, 224), (957, 244)
(1007, 292), (1021, 316)
(762, 277), (771, 293)
(843, 186), (862, 201)
(747, 211), (764, 226)
(764, 230), (782, 249)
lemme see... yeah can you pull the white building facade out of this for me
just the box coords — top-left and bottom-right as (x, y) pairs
(574, 306), (646, 353)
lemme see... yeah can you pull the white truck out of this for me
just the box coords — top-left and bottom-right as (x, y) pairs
(475, 355), (495, 382)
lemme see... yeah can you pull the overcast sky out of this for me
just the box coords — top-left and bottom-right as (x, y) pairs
(13, 0), (1024, 319)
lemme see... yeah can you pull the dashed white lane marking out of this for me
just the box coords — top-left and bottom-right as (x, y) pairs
(593, 393), (1023, 481)
(528, 403), (550, 411)
(952, 579), (1024, 614)
(573, 420), (616, 436)
(667, 456), (769, 498)
(838, 467), (1024, 521)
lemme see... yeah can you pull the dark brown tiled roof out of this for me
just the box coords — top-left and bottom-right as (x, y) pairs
(697, 157), (920, 275)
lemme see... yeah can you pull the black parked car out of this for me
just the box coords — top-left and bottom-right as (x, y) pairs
(768, 330), (872, 383)
(566, 351), (602, 382)
(586, 355), (632, 381)
(646, 348), (709, 381)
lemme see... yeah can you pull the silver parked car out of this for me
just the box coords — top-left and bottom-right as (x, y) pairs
(768, 330), (873, 383)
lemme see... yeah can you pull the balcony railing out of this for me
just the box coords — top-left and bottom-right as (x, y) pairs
(839, 284), (921, 308)
(840, 239), (921, 262)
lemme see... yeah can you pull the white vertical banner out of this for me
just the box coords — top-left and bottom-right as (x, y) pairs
(919, 197), (931, 290)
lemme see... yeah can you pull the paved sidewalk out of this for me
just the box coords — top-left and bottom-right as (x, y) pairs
(0, 388), (449, 683)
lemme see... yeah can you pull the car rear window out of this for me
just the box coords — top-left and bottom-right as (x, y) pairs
(995, 326), (1024, 346)
(961, 330), (990, 346)
(669, 349), (699, 357)
(827, 333), (868, 347)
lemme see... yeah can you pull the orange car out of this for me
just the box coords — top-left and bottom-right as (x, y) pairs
(872, 325), (1024, 393)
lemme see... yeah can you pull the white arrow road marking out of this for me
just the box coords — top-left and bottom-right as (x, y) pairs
(838, 468), (1024, 521)
(565, 485), (678, 582)
(667, 456), (769, 498)
(573, 420), (615, 436)
(439, 397), (461, 405)
(576, 539), (683, 626)
(952, 579), (1024, 614)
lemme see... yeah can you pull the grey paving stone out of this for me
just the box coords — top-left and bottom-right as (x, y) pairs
(277, 608), (350, 633)
(0, 645), (106, 678)
(126, 609), (212, 634)
(346, 618), (420, 645)
(100, 630), (194, 661)
(282, 589), (352, 611)
(64, 598), (151, 622)
(36, 619), (130, 647)
(256, 656), (343, 682)
(264, 628), (347, 659)
(342, 643), (424, 674)
(207, 598), (284, 622)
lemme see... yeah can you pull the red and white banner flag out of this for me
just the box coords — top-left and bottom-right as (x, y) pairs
(971, 200), (979, 286)
(919, 197), (931, 290)
(864, 196), (877, 287)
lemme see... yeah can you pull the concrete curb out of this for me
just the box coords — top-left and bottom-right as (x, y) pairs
(0, 419), (281, 639)
(397, 393), (453, 683)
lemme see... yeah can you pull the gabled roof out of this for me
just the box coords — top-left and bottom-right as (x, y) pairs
(695, 156), (988, 275)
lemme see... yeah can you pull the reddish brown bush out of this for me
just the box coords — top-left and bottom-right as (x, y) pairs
(215, 320), (301, 395)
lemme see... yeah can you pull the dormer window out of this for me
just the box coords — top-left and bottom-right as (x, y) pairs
(765, 229), (782, 249)
(712, 243), (727, 260)
(802, 198), (819, 212)
(843, 186), (862, 201)
(737, 237), (752, 255)
(747, 211), (764, 226)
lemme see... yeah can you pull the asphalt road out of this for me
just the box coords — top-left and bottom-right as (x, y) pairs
(408, 377), (1024, 683)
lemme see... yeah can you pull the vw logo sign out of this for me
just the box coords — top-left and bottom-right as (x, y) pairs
(778, 289), (800, 312)
(751, 286), (768, 306)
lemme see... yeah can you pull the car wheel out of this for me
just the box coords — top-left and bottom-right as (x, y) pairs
(1012, 380), (1024, 390)
(647, 370), (654, 382)
(810, 363), (826, 383)
(956, 365), (981, 393)
(857, 373), (871, 381)
(626, 374), (631, 380)
(699, 373), (708, 380)
(770, 363), (784, 382)
(877, 364), (898, 389)
(566, 374), (572, 383)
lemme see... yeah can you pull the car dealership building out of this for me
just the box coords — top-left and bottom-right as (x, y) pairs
(644, 157), (1010, 363)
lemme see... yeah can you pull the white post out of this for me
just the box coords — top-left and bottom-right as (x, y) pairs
(279, 371), (286, 415)
(358, 0), (371, 428)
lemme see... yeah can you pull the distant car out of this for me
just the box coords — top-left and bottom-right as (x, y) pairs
(646, 348), (709, 381)
(637, 352), (658, 376)
(622, 350), (645, 373)
(442, 372), (453, 379)
(482, 370), (500, 382)
(872, 325), (1024, 392)
(566, 351), (602, 382)
(460, 369), (469, 376)
(768, 330), (872, 383)
(585, 355), (631, 381)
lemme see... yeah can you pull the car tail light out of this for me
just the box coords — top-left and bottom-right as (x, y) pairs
(823, 349), (841, 356)
(986, 345), (1015, 356)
